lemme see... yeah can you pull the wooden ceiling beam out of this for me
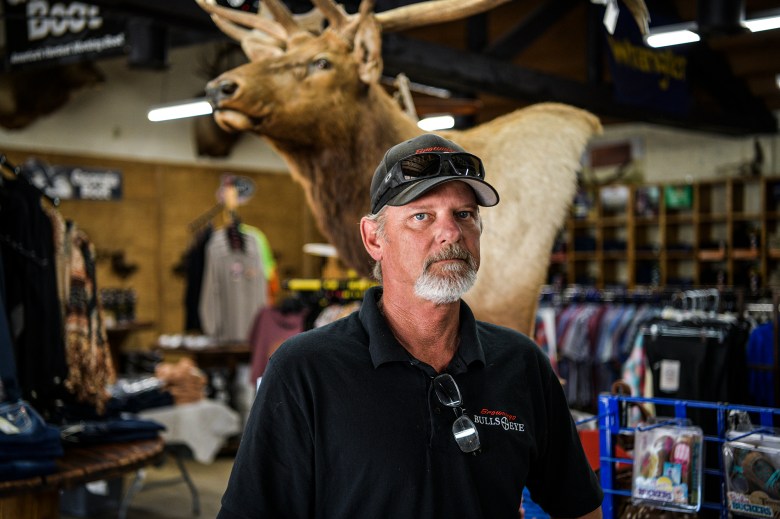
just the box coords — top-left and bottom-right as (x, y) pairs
(484, 0), (580, 59)
(381, 33), (778, 135)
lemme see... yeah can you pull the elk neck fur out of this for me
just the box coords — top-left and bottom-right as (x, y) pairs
(267, 83), (421, 277)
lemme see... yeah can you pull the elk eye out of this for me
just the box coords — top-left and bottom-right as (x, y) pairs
(311, 58), (331, 70)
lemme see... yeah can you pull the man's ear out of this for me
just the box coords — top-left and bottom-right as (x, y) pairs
(360, 217), (383, 261)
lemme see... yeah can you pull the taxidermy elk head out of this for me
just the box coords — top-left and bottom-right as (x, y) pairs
(198, 0), (517, 139)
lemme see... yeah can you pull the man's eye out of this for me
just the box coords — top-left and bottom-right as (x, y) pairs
(413, 214), (427, 221)
(457, 211), (472, 219)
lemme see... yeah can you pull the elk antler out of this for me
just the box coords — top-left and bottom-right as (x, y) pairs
(373, 0), (511, 33)
(261, 0), (307, 36)
(198, 0), (652, 52)
(197, 0), (287, 42)
(309, 0), (350, 31)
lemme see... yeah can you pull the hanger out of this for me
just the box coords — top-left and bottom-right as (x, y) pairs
(188, 203), (223, 233)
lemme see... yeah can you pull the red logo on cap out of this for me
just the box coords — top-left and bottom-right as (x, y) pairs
(415, 146), (457, 154)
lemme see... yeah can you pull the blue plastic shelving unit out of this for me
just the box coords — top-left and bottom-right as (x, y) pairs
(596, 394), (780, 519)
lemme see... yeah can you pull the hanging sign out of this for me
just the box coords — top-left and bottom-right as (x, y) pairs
(2, 0), (126, 70)
(20, 158), (123, 200)
(601, 8), (692, 116)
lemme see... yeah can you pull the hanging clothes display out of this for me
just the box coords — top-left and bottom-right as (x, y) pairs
(199, 219), (268, 342)
(248, 306), (307, 383)
(0, 155), (115, 419)
(0, 170), (69, 419)
(62, 223), (116, 414)
(538, 294), (662, 412)
(183, 185), (277, 337)
(641, 308), (750, 406)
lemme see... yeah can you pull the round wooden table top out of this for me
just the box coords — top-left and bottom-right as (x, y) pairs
(0, 436), (165, 497)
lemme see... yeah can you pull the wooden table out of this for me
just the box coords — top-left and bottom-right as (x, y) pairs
(0, 437), (164, 519)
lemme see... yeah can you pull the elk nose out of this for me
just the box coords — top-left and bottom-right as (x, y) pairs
(206, 79), (239, 105)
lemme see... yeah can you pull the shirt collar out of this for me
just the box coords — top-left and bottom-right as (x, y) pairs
(359, 286), (485, 370)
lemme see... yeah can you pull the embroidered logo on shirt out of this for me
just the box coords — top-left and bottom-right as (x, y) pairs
(473, 408), (525, 432)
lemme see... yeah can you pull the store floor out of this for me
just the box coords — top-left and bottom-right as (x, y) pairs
(62, 454), (234, 519)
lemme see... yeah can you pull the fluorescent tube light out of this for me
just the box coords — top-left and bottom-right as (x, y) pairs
(743, 14), (780, 32)
(776, 74), (780, 90)
(645, 23), (700, 48)
(147, 98), (213, 122)
(645, 11), (780, 49)
(417, 115), (455, 131)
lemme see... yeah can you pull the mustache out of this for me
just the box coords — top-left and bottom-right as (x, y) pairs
(423, 244), (476, 270)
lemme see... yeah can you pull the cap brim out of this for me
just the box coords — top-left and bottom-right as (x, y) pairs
(387, 177), (500, 208)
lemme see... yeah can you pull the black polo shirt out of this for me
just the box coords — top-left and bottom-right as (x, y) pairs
(218, 287), (602, 519)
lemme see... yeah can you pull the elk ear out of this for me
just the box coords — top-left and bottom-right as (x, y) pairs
(352, 15), (382, 85)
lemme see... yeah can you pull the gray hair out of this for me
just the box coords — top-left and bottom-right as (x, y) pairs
(364, 207), (387, 283)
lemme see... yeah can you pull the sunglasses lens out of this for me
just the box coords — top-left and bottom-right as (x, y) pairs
(453, 415), (481, 453)
(450, 154), (483, 177)
(399, 154), (442, 180)
(434, 374), (462, 407)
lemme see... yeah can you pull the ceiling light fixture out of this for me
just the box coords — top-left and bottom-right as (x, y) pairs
(147, 98), (213, 122)
(743, 14), (780, 32)
(417, 115), (455, 131)
(645, 10), (780, 48)
(645, 23), (701, 48)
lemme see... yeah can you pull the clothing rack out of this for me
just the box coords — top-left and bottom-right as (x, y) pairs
(595, 393), (780, 519)
(539, 285), (740, 310)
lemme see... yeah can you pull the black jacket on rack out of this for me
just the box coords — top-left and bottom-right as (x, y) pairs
(0, 177), (69, 418)
(643, 316), (750, 404)
(183, 225), (212, 332)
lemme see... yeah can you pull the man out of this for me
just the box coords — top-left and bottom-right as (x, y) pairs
(217, 134), (603, 519)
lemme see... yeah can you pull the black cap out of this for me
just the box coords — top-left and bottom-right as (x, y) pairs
(369, 134), (499, 214)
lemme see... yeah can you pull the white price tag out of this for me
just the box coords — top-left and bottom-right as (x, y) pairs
(659, 359), (681, 393)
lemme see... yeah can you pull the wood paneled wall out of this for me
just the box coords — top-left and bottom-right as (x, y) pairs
(4, 148), (325, 351)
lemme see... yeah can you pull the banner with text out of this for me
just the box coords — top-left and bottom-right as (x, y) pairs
(603, 8), (692, 116)
(20, 158), (123, 200)
(3, 0), (126, 70)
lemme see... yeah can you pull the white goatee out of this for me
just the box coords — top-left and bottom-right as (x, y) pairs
(414, 244), (478, 305)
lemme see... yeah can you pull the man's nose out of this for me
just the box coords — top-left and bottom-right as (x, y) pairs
(436, 214), (463, 243)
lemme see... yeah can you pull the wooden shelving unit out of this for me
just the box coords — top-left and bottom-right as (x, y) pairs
(547, 175), (780, 291)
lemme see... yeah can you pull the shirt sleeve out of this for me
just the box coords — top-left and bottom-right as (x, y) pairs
(198, 239), (219, 337)
(525, 364), (603, 517)
(217, 356), (314, 519)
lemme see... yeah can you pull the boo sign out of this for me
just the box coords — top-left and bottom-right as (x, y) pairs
(3, 0), (126, 69)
